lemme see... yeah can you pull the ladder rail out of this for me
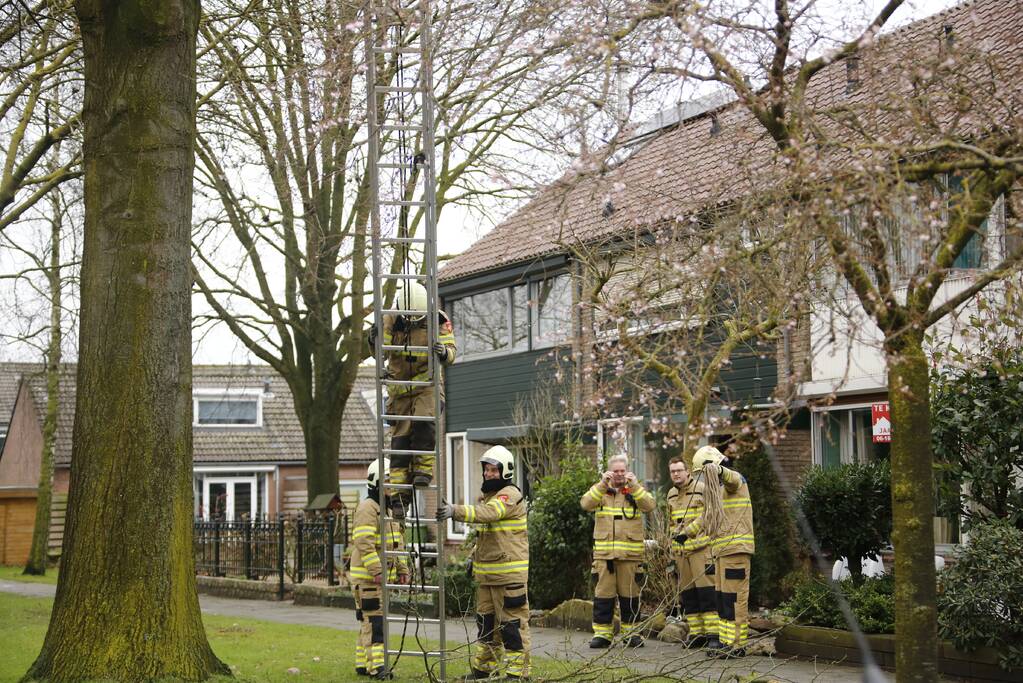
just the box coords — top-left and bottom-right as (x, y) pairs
(366, 1), (447, 679)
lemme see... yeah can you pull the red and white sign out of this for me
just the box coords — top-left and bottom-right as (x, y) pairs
(871, 402), (891, 443)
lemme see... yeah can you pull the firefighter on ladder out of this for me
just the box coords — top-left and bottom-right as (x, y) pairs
(580, 453), (656, 648)
(680, 445), (755, 658)
(437, 445), (530, 681)
(371, 280), (456, 520)
(666, 455), (716, 647)
(349, 459), (409, 679)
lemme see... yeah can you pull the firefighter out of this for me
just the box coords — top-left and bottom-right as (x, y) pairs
(680, 445), (754, 658)
(437, 445), (530, 681)
(349, 459), (409, 678)
(370, 281), (456, 519)
(666, 455), (716, 647)
(580, 453), (656, 648)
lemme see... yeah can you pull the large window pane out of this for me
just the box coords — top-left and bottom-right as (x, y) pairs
(450, 289), (510, 356)
(511, 284), (529, 351)
(197, 398), (258, 425)
(532, 275), (571, 347)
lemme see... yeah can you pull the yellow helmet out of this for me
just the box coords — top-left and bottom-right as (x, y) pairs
(692, 445), (725, 472)
(367, 458), (391, 487)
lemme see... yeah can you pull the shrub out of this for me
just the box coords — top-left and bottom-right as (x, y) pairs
(734, 446), (798, 608)
(932, 346), (1023, 532)
(527, 452), (598, 609)
(781, 573), (895, 634)
(938, 521), (1023, 671)
(795, 460), (891, 581)
(442, 546), (477, 617)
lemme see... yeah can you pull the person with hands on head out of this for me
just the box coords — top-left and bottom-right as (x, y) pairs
(348, 459), (408, 679)
(436, 445), (530, 681)
(683, 445), (755, 659)
(580, 453), (656, 649)
(666, 455), (715, 647)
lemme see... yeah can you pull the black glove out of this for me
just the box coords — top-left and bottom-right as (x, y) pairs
(433, 342), (448, 361)
(674, 534), (688, 545)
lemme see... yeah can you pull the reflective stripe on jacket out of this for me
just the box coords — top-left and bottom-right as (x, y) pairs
(667, 480), (710, 553)
(349, 498), (407, 584)
(454, 484), (528, 586)
(382, 312), (456, 399)
(580, 479), (655, 561)
(683, 467), (755, 557)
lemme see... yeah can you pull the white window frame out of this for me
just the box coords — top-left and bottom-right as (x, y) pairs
(446, 432), (470, 540)
(199, 474), (259, 521)
(193, 388), (263, 428)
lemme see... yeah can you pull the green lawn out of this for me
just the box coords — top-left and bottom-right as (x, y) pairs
(0, 566), (58, 585)
(0, 592), (659, 682)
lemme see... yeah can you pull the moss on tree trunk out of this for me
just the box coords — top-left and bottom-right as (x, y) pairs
(886, 330), (939, 682)
(24, 0), (228, 679)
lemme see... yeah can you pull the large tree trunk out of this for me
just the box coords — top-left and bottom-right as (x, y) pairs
(25, 0), (228, 679)
(886, 329), (939, 682)
(302, 389), (347, 503)
(24, 202), (62, 577)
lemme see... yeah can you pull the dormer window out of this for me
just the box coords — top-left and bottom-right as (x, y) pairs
(193, 389), (262, 427)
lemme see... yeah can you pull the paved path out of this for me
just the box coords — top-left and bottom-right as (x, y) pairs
(1, 579), (872, 682)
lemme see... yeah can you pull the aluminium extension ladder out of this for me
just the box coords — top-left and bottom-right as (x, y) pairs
(365, 0), (448, 679)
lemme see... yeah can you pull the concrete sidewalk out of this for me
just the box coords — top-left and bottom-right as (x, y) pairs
(1, 579), (872, 682)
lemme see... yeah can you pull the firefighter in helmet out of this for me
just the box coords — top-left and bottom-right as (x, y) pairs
(437, 445), (530, 680)
(679, 445), (754, 657)
(370, 281), (456, 519)
(580, 453), (656, 648)
(666, 455), (715, 647)
(349, 459), (409, 678)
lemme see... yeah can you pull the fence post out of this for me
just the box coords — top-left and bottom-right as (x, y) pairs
(277, 514), (285, 600)
(243, 520), (252, 580)
(296, 514), (304, 584)
(213, 519), (222, 577)
(327, 513), (336, 586)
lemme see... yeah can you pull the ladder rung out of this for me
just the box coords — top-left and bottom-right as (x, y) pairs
(383, 483), (438, 491)
(378, 163), (417, 169)
(381, 272), (428, 280)
(381, 200), (427, 207)
(376, 86), (420, 94)
(381, 379), (433, 387)
(383, 448), (436, 456)
(383, 549), (440, 558)
(386, 649), (444, 657)
(381, 124), (424, 132)
(381, 344), (430, 352)
(382, 308), (428, 316)
(387, 616), (442, 624)
(382, 413), (436, 422)
(373, 47), (422, 54)
(385, 583), (440, 593)
(380, 237), (427, 244)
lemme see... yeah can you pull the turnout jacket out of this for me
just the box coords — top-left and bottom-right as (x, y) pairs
(453, 484), (528, 586)
(349, 497), (408, 584)
(581, 478), (656, 561)
(666, 480), (710, 554)
(382, 312), (456, 401)
(682, 466), (755, 557)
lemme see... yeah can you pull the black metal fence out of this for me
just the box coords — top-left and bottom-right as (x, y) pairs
(193, 512), (349, 595)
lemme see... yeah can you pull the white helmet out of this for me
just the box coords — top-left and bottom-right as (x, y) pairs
(396, 281), (427, 320)
(480, 445), (515, 481)
(692, 445), (725, 472)
(367, 458), (391, 487)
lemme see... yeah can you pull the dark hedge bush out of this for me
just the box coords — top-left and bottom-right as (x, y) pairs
(781, 573), (895, 634)
(526, 452), (598, 609)
(938, 521), (1023, 671)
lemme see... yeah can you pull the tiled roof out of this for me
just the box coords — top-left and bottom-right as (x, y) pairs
(439, 0), (1022, 283)
(0, 363), (379, 467)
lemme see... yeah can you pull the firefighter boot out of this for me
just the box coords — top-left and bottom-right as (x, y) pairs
(412, 471), (432, 488)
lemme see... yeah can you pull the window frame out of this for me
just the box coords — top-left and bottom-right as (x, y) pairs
(193, 388), (263, 428)
(446, 432), (470, 540)
(447, 272), (573, 361)
(596, 416), (647, 484)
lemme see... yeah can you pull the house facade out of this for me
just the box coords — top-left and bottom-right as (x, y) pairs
(438, 0), (1022, 548)
(0, 362), (378, 564)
